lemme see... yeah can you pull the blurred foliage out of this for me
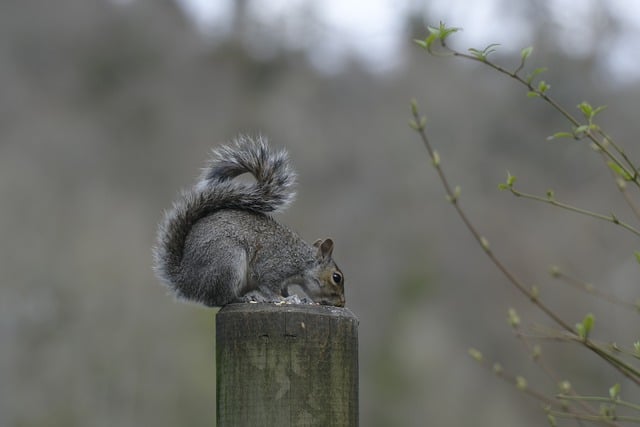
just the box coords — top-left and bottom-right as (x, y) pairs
(1, 1), (639, 426)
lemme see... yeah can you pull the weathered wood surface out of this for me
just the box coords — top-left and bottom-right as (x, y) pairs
(216, 303), (359, 427)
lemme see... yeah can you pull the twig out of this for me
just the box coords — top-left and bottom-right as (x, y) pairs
(551, 268), (640, 312)
(506, 186), (640, 238)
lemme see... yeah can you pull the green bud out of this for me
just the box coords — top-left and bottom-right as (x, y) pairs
(549, 265), (561, 277)
(609, 383), (620, 400)
(480, 236), (490, 251)
(468, 348), (483, 362)
(432, 150), (440, 167)
(507, 308), (520, 328)
(410, 98), (419, 115)
(532, 345), (541, 360)
(558, 381), (571, 394)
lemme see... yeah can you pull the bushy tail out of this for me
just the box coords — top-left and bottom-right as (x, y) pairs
(153, 135), (296, 287)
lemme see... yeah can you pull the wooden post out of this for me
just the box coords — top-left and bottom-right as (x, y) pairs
(216, 303), (359, 427)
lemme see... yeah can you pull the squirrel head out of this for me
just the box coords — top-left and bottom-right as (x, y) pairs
(308, 238), (345, 307)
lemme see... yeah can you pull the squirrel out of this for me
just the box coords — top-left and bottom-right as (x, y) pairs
(153, 135), (345, 307)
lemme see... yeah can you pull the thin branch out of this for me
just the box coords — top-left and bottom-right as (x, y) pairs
(551, 268), (640, 312)
(548, 409), (640, 424)
(558, 394), (640, 413)
(506, 186), (640, 238)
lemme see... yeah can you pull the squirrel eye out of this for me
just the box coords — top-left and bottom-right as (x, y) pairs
(332, 272), (342, 284)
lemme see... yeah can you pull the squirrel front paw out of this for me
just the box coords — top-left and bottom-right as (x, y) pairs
(238, 290), (283, 304)
(282, 294), (317, 305)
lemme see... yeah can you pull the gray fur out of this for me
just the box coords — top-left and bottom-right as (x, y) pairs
(153, 135), (345, 307)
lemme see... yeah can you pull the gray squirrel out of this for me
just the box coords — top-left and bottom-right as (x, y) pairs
(153, 135), (345, 307)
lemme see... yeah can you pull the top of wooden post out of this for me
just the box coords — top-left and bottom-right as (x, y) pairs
(217, 302), (358, 321)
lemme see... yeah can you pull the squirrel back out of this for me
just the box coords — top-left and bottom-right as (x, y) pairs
(153, 136), (345, 307)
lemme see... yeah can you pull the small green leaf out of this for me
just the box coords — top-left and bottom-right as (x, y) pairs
(578, 101), (593, 118)
(425, 33), (438, 51)
(493, 363), (502, 374)
(506, 172), (516, 187)
(440, 23), (462, 40)
(468, 48), (483, 58)
(633, 341), (640, 358)
(592, 105), (607, 117)
(583, 313), (594, 332)
(576, 313), (594, 340)
(577, 102), (607, 122)
(634, 251), (640, 264)
(414, 39), (428, 49)
(498, 183), (509, 190)
(609, 383), (620, 400)
(427, 22), (462, 45)
(469, 43), (500, 61)
(549, 265), (561, 277)
(521, 46), (533, 60)
(547, 132), (574, 141)
(537, 80), (550, 93)
(546, 189), (555, 200)
(527, 91), (540, 98)
(427, 25), (441, 36)
(608, 161), (632, 181)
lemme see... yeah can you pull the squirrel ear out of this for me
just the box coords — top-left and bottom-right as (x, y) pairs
(315, 238), (334, 260)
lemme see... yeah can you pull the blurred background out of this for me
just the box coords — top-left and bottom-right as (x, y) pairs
(2, 0), (640, 425)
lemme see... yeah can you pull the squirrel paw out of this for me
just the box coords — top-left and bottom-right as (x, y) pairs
(238, 290), (283, 304)
(282, 294), (317, 305)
